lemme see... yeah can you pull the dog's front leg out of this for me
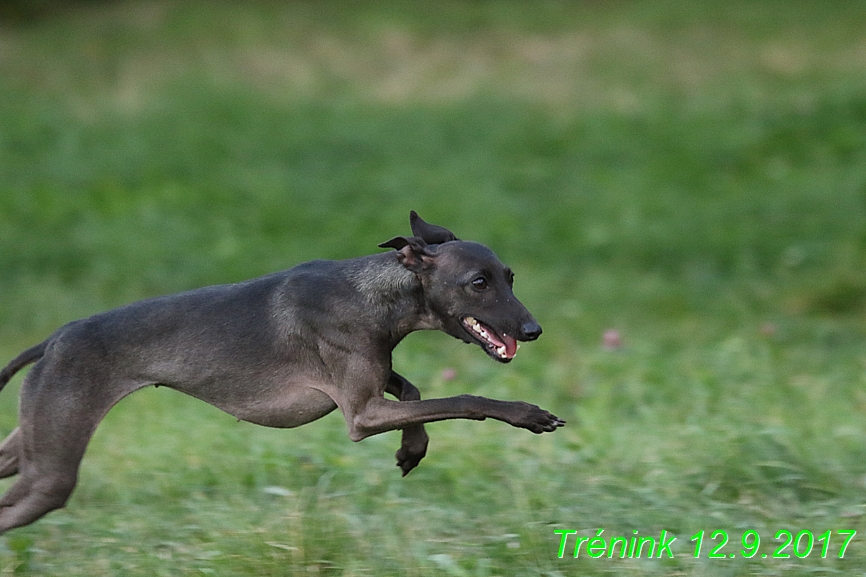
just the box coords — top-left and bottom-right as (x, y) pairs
(347, 394), (564, 441)
(385, 372), (428, 476)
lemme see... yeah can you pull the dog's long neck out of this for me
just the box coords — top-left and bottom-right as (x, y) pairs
(350, 252), (438, 346)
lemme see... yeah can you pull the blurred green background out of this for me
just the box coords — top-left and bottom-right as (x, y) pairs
(1, 1), (866, 575)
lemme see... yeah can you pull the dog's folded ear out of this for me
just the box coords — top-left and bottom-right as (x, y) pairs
(409, 210), (458, 244)
(378, 235), (436, 273)
(378, 236), (416, 251)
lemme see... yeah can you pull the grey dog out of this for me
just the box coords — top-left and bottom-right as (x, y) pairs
(0, 211), (564, 533)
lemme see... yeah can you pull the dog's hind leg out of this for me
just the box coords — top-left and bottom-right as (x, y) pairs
(0, 403), (107, 533)
(0, 363), (136, 534)
(0, 467), (79, 533)
(0, 424), (89, 534)
(0, 428), (21, 479)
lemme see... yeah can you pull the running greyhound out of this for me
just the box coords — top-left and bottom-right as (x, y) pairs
(0, 211), (564, 533)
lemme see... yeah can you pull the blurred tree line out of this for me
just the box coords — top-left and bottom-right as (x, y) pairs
(1, 0), (104, 20)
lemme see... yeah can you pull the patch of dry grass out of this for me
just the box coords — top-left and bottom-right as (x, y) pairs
(3, 0), (865, 116)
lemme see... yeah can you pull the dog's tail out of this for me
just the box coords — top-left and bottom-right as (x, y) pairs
(0, 342), (48, 392)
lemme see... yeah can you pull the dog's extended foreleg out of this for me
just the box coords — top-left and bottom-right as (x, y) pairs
(385, 372), (428, 476)
(348, 394), (564, 441)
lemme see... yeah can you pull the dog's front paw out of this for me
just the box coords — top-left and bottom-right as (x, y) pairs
(396, 426), (429, 476)
(516, 403), (566, 434)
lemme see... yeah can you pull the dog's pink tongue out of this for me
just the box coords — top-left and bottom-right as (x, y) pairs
(503, 334), (518, 359)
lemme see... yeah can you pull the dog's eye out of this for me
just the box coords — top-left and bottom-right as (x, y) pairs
(471, 277), (489, 290)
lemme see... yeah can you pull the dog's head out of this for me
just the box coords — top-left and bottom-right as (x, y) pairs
(379, 211), (542, 363)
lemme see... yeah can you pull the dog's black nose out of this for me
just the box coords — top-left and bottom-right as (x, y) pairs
(521, 320), (543, 341)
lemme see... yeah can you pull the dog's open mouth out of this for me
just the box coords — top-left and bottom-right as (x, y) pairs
(462, 316), (519, 362)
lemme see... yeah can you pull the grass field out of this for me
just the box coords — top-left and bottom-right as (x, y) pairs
(2, 1), (866, 575)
